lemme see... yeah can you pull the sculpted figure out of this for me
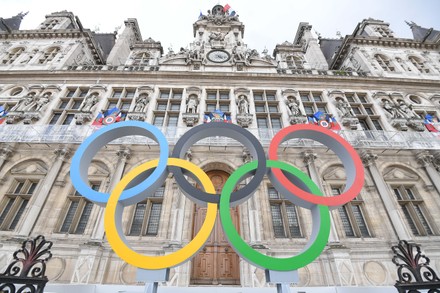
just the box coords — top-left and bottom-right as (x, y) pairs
(134, 93), (149, 112)
(35, 92), (51, 111)
(335, 98), (355, 117)
(11, 92), (37, 112)
(237, 95), (249, 114)
(79, 93), (98, 112)
(186, 95), (198, 113)
(286, 97), (302, 116)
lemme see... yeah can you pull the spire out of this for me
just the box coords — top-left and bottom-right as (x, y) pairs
(0, 12), (27, 32)
(406, 20), (440, 42)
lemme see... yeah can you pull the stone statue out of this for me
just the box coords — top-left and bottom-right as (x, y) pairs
(396, 100), (419, 119)
(11, 92), (37, 112)
(35, 92), (51, 112)
(209, 29), (225, 43)
(134, 93), (149, 112)
(335, 98), (355, 117)
(382, 99), (398, 118)
(286, 97), (302, 116)
(186, 96), (198, 113)
(78, 93), (98, 112)
(237, 95), (249, 114)
(232, 46), (245, 62)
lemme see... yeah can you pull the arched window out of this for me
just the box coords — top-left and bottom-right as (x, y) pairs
(0, 160), (47, 231)
(409, 56), (430, 73)
(38, 47), (60, 64)
(395, 57), (411, 72)
(133, 52), (151, 65)
(286, 55), (304, 69)
(375, 54), (395, 72)
(1, 47), (25, 65)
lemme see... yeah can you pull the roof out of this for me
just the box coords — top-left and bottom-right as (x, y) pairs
(319, 38), (343, 66)
(406, 21), (440, 43)
(0, 12), (27, 32)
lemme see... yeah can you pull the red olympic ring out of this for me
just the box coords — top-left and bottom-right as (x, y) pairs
(268, 124), (364, 208)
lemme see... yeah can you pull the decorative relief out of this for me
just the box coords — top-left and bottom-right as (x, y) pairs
(363, 261), (388, 285)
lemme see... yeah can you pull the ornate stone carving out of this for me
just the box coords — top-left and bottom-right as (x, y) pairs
(391, 118), (409, 131)
(74, 113), (93, 125)
(23, 112), (42, 124)
(289, 116), (308, 125)
(133, 93), (149, 112)
(242, 147), (251, 163)
(415, 151), (434, 167)
(303, 150), (317, 165)
(0, 144), (14, 160)
(335, 98), (355, 118)
(341, 117), (360, 130)
(361, 151), (378, 167)
(407, 118), (425, 132)
(117, 148), (131, 161)
(186, 95), (199, 114)
(126, 113), (147, 121)
(236, 113), (253, 128)
(78, 93), (98, 112)
(182, 113), (199, 127)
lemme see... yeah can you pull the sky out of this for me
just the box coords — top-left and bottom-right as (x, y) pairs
(2, 0), (440, 53)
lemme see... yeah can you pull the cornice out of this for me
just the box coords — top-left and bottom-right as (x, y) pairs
(330, 36), (440, 69)
(0, 69), (439, 90)
(0, 29), (104, 65)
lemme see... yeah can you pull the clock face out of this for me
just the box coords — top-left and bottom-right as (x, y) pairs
(208, 50), (230, 63)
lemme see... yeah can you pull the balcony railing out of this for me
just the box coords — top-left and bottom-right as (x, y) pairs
(1, 124), (440, 150)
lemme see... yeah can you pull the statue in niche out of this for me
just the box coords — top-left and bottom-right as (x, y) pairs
(11, 92), (37, 112)
(396, 100), (420, 119)
(186, 95), (198, 113)
(237, 95), (249, 114)
(286, 96), (303, 116)
(35, 92), (51, 112)
(134, 93), (149, 112)
(335, 98), (355, 117)
(382, 99), (399, 118)
(78, 93), (98, 112)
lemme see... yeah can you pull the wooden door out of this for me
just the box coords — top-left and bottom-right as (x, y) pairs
(190, 170), (240, 285)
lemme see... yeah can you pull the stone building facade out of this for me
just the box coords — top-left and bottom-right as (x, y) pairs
(0, 5), (440, 291)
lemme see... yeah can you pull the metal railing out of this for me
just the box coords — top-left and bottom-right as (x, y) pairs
(1, 124), (440, 150)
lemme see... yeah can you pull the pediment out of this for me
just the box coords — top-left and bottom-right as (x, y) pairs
(323, 166), (347, 180)
(383, 167), (419, 181)
(11, 161), (48, 175)
(88, 161), (110, 177)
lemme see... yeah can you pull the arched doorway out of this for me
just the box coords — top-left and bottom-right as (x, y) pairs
(190, 170), (240, 285)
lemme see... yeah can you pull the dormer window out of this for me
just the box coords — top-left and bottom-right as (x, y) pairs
(38, 47), (60, 64)
(375, 26), (393, 38)
(133, 52), (151, 66)
(375, 54), (395, 72)
(40, 19), (59, 30)
(409, 56), (430, 73)
(2, 47), (25, 65)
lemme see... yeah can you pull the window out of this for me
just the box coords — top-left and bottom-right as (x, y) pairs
(254, 90), (280, 137)
(205, 89), (230, 114)
(409, 56), (430, 73)
(38, 47), (60, 64)
(341, 92), (383, 132)
(106, 88), (136, 115)
(59, 183), (99, 234)
(375, 54), (395, 72)
(286, 55), (304, 69)
(40, 19), (59, 30)
(0, 179), (39, 230)
(51, 87), (94, 125)
(2, 47), (25, 65)
(154, 88), (183, 130)
(375, 26), (393, 38)
(132, 52), (151, 65)
(128, 186), (164, 236)
(332, 187), (370, 238)
(393, 186), (433, 236)
(300, 91), (327, 115)
(268, 187), (302, 238)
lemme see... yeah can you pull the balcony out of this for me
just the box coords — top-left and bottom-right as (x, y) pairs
(0, 124), (439, 150)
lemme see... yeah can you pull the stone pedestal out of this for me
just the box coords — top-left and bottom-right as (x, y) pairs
(237, 113), (253, 127)
(235, 61), (245, 71)
(5, 111), (22, 124)
(182, 113), (199, 127)
(74, 112), (93, 125)
(407, 118), (425, 131)
(289, 116), (307, 125)
(126, 112), (147, 121)
(23, 111), (42, 124)
(341, 117), (359, 130)
(391, 118), (408, 131)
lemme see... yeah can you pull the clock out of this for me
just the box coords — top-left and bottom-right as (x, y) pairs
(207, 50), (230, 63)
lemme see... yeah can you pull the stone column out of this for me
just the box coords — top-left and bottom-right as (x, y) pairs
(417, 151), (440, 196)
(0, 144), (14, 171)
(18, 147), (70, 237)
(302, 150), (340, 242)
(361, 151), (410, 240)
(91, 147), (131, 241)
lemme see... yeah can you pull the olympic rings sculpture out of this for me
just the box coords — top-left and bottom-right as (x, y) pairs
(70, 121), (364, 271)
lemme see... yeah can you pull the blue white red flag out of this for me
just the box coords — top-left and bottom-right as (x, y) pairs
(92, 107), (124, 126)
(0, 105), (7, 124)
(204, 109), (231, 123)
(307, 111), (340, 130)
(424, 114), (438, 132)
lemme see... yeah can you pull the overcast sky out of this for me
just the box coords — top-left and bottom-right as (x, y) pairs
(2, 0), (440, 53)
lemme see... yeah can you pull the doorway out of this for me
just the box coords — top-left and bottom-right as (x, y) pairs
(190, 170), (241, 285)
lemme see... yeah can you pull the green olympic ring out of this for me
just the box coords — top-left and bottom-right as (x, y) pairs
(219, 160), (331, 271)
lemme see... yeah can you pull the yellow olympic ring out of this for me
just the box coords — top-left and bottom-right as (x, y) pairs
(104, 158), (217, 269)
